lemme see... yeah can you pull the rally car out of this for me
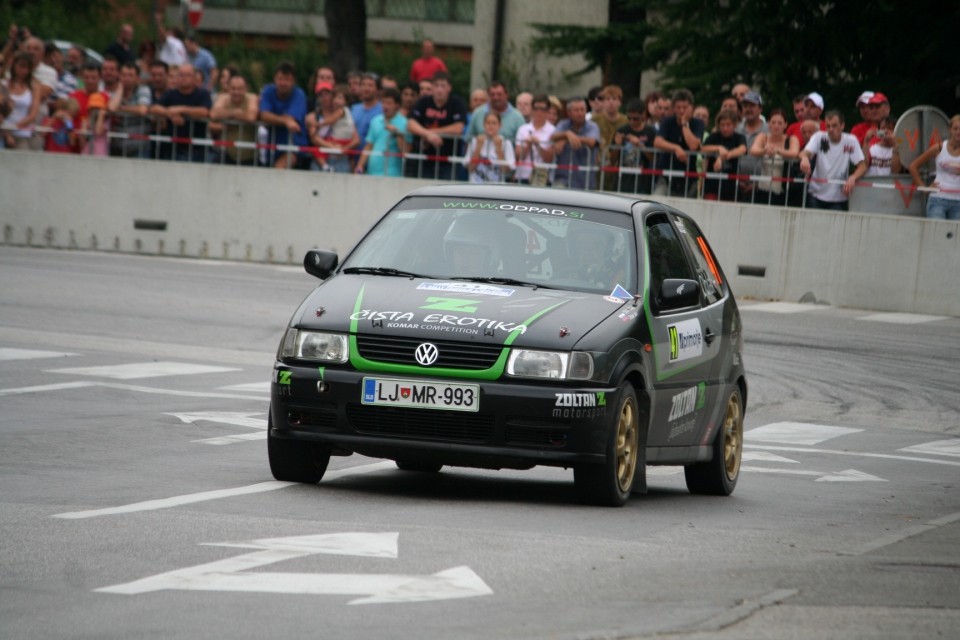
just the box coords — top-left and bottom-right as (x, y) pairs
(269, 185), (746, 506)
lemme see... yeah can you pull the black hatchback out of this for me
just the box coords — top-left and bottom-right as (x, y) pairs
(269, 185), (746, 506)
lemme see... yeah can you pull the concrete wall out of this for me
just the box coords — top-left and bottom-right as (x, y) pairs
(2, 151), (958, 317)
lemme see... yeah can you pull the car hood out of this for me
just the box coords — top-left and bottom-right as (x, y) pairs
(295, 275), (633, 349)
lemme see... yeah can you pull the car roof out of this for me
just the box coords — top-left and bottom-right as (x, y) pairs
(407, 184), (661, 216)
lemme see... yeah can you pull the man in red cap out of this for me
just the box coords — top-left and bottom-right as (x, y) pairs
(851, 92), (890, 144)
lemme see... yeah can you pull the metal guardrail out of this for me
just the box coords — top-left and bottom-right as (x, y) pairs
(1, 115), (949, 215)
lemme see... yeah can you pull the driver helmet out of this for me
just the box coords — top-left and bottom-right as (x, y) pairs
(443, 214), (500, 275)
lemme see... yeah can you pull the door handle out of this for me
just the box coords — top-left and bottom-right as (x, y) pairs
(704, 328), (717, 345)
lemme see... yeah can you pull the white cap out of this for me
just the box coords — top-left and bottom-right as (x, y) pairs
(805, 92), (824, 110)
(856, 91), (874, 106)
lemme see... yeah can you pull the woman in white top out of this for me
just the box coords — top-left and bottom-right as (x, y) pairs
(908, 114), (960, 220)
(463, 111), (515, 183)
(1, 51), (41, 150)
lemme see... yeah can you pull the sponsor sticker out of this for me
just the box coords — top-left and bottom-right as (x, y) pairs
(667, 319), (704, 362)
(418, 282), (515, 297)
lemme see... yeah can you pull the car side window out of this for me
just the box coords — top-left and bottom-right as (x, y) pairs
(645, 214), (696, 313)
(670, 214), (724, 306)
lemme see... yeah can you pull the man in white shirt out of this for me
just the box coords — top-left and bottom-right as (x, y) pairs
(154, 12), (187, 66)
(798, 110), (867, 211)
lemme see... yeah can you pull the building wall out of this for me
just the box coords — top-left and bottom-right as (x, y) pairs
(188, 0), (605, 98)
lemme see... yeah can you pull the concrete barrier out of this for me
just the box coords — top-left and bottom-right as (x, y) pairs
(2, 151), (958, 316)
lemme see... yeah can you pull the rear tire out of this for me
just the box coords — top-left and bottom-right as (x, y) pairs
(396, 461), (443, 473)
(574, 383), (641, 507)
(268, 413), (331, 483)
(685, 386), (743, 496)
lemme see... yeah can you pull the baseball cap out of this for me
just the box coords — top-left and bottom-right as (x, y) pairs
(314, 81), (334, 93)
(741, 91), (762, 105)
(87, 93), (107, 110)
(855, 91), (874, 106)
(804, 92), (824, 110)
(868, 92), (889, 105)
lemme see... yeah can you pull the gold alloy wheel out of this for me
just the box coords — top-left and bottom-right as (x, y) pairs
(723, 393), (743, 480)
(616, 397), (639, 493)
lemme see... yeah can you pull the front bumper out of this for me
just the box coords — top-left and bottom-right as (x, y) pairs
(269, 363), (621, 469)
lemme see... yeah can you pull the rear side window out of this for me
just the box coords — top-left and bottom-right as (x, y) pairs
(645, 214), (696, 313)
(670, 214), (724, 306)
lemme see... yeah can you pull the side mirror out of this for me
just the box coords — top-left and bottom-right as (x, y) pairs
(303, 250), (338, 280)
(658, 278), (700, 311)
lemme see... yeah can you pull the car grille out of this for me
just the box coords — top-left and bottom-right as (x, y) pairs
(347, 404), (494, 443)
(355, 334), (504, 370)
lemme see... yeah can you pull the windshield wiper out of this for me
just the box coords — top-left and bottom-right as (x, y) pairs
(341, 267), (426, 278)
(450, 276), (556, 290)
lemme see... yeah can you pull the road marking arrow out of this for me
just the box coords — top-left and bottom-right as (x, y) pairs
(166, 411), (267, 445)
(741, 466), (886, 482)
(96, 532), (493, 604)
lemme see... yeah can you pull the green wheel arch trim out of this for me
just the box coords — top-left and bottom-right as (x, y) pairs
(347, 283), (570, 379)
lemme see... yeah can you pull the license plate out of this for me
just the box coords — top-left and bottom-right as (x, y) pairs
(361, 377), (479, 412)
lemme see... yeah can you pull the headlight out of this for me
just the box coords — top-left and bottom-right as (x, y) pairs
(507, 350), (594, 380)
(279, 328), (349, 363)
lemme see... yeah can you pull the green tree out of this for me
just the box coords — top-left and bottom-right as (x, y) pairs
(530, 0), (651, 97)
(532, 0), (959, 117)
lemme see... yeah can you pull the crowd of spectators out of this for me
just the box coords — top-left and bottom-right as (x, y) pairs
(2, 21), (959, 219)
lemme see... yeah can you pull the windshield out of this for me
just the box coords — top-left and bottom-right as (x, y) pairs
(341, 197), (638, 296)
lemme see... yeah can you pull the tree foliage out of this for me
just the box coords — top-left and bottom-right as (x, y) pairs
(532, 0), (959, 117)
(531, 0), (651, 97)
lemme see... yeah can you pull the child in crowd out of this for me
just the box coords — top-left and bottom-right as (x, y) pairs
(463, 111), (515, 183)
(43, 97), (79, 153)
(863, 116), (902, 176)
(81, 92), (109, 156)
(701, 108), (747, 201)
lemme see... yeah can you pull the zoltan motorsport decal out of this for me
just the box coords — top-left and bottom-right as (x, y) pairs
(553, 392), (607, 419)
(667, 319), (704, 362)
(667, 382), (706, 440)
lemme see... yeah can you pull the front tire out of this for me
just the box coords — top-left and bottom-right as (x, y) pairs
(574, 384), (641, 507)
(268, 413), (331, 483)
(685, 386), (743, 496)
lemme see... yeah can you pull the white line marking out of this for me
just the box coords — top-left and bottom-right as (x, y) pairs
(747, 422), (862, 446)
(740, 302), (821, 314)
(839, 511), (960, 556)
(97, 532), (493, 604)
(741, 466), (885, 482)
(51, 461), (395, 519)
(742, 451), (800, 464)
(46, 361), (240, 379)
(858, 312), (948, 324)
(0, 348), (79, 361)
(898, 439), (960, 458)
(0, 381), (99, 396)
(168, 412), (267, 430)
(745, 444), (960, 467)
(0, 380), (268, 401)
(192, 432), (267, 445)
(218, 382), (272, 393)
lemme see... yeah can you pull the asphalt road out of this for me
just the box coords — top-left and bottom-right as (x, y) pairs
(1, 246), (958, 639)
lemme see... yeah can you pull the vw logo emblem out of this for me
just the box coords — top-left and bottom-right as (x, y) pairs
(414, 343), (439, 366)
